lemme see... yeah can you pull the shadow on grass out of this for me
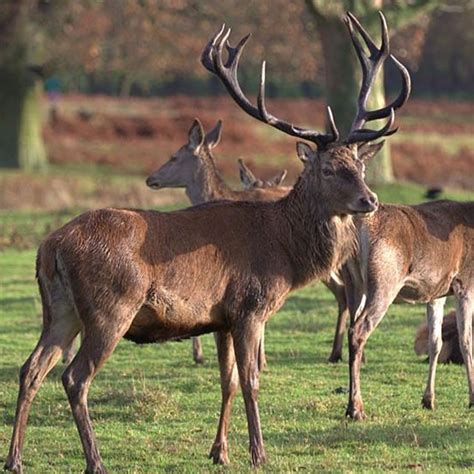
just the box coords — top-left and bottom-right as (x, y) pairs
(264, 422), (473, 468)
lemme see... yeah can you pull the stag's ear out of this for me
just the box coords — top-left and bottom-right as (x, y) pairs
(358, 140), (385, 162)
(204, 120), (223, 149)
(188, 118), (205, 151)
(238, 158), (258, 189)
(268, 169), (288, 186)
(296, 142), (314, 164)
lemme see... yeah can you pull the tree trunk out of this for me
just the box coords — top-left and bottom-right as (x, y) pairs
(0, 69), (47, 170)
(306, 0), (393, 184)
(305, 0), (442, 184)
(364, 70), (393, 183)
(313, 13), (359, 136)
(0, 1), (48, 170)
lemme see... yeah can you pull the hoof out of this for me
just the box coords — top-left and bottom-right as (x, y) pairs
(469, 400), (473, 409)
(346, 407), (366, 421)
(193, 355), (205, 364)
(209, 444), (229, 465)
(4, 459), (23, 474)
(328, 354), (342, 363)
(422, 396), (435, 410)
(85, 465), (108, 474)
(250, 446), (266, 467)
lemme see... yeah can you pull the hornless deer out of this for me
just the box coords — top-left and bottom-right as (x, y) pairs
(145, 119), (290, 205)
(415, 311), (474, 365)
(238, 158), (288, 190)
(344, 198), (474, 419)
(146, 118), (290, 365)
(5, 13), (409, 472)
(322, 13), (474, 420)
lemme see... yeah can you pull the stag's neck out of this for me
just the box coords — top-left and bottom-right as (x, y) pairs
(186, 151), (234, 205)
(277, 178), (357, 288)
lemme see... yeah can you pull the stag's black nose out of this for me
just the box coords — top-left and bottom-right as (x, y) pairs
(359, 193), (378, 212)
(359, 195), (377, 206)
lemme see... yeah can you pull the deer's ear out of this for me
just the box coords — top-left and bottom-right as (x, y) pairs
(268, 169), (287, 186)
(358, 140), (385, 162)
(188, 118), (205, 151)
(238, 158), (257, 189)
(204, 120), (223, 149)
(296, 142), (314, 164)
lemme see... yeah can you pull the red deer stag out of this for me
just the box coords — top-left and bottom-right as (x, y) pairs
(146, 118), (289, 365)
(199, 12), (409, 465)
(240, 152), (353, 364)
(330, 13), (474, 421)
(5, 13), (408, 473)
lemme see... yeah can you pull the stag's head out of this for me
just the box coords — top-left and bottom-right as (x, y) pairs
(146, 118), (222, 190)
(201, 12), (410, 216)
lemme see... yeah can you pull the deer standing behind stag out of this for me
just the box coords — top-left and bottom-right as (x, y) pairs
(5, 11), (463, 473)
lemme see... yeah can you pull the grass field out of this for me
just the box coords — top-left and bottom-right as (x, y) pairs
(1, 183), (473, 472)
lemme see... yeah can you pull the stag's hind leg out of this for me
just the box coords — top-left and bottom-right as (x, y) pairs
(453, 281), (474, 408)
(209, 331), (239, 465)
(422, 298), (446, 409)
(5, 287), (81, 473)
(231, 318), (266, 466)
(61, 306), (137, 474)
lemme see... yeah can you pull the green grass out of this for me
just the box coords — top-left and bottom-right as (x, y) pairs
(1, 184), (473, 471)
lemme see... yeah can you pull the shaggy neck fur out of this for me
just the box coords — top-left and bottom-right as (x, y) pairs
(278, 172), (357, 288)
(186, 149), (234, 205)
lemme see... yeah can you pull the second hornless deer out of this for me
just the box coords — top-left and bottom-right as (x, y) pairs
(415, 310), (474, 365)
(146, 118), (290, 365)
(324, 13), (474, 420)
(237, 158), (288, 190)
(5, 12), (409, 472)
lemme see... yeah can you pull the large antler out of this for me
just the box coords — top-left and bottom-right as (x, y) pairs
(344, 11), (411, 144)
(201, 25), (339, 148)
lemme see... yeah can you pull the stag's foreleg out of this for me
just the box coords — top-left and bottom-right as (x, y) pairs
(453, 282), (474, 408)
(209, 331), (239, 465)
(5, 284), (81, 474)
(326, 279), (349, 363)
(422, 297), (446, 409)
(191, 336), (204, 364)
(232, 317), (266, 466)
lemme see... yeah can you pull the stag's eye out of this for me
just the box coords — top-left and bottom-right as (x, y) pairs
(322, 168), (335, 178)
(169, 156), (177, 162)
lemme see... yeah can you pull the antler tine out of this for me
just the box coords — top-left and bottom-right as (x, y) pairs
(346, 108), (396, 144)
(201, 24), (227, 73)
(200, 26), (337, 147)
(346, 12), (390, 132)
(347, 11), (389, 60)
(345, 11), (411, 143)
(225, 33), (251, 69)
(326, 106), (340, 142)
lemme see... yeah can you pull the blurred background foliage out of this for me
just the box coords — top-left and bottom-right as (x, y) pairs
(3, 0), (473, 98)
(0, 0), (473, 181)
